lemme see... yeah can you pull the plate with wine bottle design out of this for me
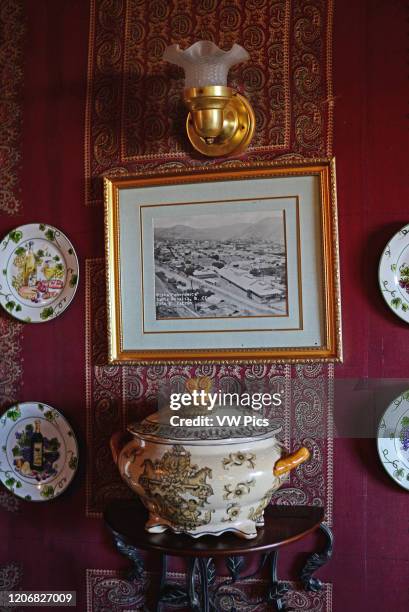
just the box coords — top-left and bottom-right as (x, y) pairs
(0, 223), (79, 322)
(0, 402), (79, 501)
(377, 390), (409, 491)
(379, 223), (409, 323)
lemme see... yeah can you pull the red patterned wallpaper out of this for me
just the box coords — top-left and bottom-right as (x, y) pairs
(83, 3), (335, 560)
(1, 1), (409, 611)
(85, 0), (334, 204)
(0, 0), (25, 215)
(86, 255), (334, 521)
(0, 0), (25, 516)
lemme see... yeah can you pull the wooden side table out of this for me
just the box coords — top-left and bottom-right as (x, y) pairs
(104, 500), (333, 612)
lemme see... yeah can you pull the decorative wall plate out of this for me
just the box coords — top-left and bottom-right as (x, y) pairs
(379, 223), (409, 323)
(0, 402), (79, 501)
(377, 390), (409, 491)
(0, 223), (79, 322)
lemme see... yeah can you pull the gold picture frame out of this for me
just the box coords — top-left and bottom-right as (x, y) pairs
(104, 159), (342, 364)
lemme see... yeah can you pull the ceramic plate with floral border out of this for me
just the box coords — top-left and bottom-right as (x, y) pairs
(377, 390), (409, 491)
(379, 223), (409, 323)
(0, 223), (79, 322)
(0, 402), (79, 501)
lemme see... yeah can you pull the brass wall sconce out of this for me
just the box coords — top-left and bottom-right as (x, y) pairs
(163, 41), (255, 157)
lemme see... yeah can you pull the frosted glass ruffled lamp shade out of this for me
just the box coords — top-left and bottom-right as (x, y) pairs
(162, 41), (255, 156)
(163, 41), (249, 88)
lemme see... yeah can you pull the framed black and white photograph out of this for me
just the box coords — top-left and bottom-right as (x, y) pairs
(104, 160), (342, 364)
(153, 208), (288, 320)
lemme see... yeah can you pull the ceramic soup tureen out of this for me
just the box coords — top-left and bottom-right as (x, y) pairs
(111, 379), (309, 539)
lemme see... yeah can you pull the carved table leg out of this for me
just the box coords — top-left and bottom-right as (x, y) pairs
(267, 550), (289, 611)
(112, 531), (144, 581)
(213, 554), (282, 610)
(187, 558), (200, 611)
(300, 523), (334, 592)
(197, 558), (211, 612)
(154, 554), (167, 612)
(185, 557), (216, 612)
(156, 554), (189, 609)
(226, 555), (245, 582)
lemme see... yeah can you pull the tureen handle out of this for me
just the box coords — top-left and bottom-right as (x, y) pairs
(273, 446), (310, 477)
(110, 430), (132, 466)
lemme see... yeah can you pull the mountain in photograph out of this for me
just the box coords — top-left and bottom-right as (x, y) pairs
(154, 216), (285, 244)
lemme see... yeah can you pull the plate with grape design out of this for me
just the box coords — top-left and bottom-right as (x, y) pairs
(0, 402), (79, 501)
(377, 390), (409, 491)
(0, 223), (79, 322)
(379, 223), (409, 323)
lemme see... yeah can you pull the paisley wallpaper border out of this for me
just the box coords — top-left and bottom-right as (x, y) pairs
(84, 0), (334, 205)
(86, 569), (333, 611)
(0, 315), (23, 513)
(84, 3), (334, 607)
(85, 258), (334, 524)
(0, 0), (26, 216)
(0, 0), (26, 514)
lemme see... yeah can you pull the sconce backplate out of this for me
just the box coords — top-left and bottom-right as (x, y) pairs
(186, 92), (255, 157)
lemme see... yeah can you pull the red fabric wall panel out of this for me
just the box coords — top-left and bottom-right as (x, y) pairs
(332, 0), (409, 610)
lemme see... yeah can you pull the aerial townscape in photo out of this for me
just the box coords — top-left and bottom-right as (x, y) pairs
(153, 207), (288, 320)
